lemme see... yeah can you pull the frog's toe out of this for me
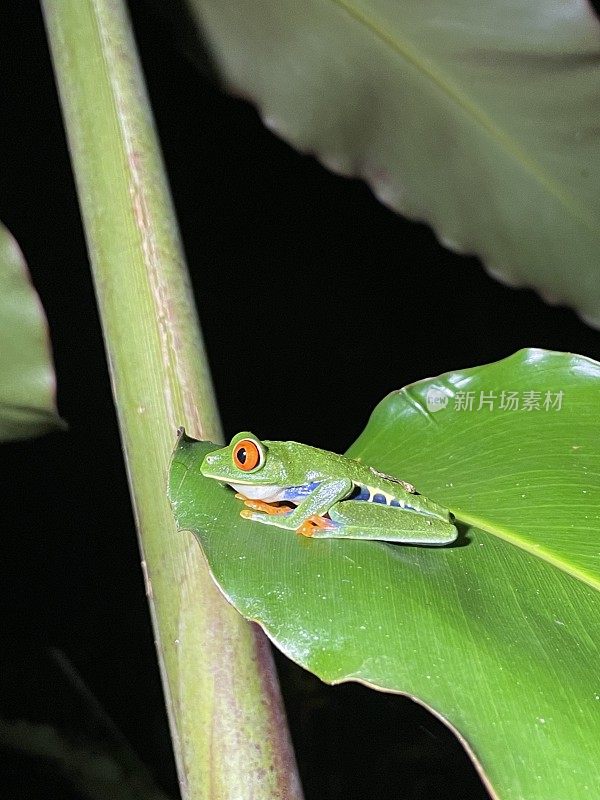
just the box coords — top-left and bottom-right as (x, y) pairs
(296, 520), (317, 537)
(295, 515), (336, 537)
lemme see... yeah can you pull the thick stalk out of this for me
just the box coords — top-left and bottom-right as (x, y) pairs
(42, 2), (303, 798)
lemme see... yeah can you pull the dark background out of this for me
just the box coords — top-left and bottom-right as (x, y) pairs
(2, 2), (599, 799)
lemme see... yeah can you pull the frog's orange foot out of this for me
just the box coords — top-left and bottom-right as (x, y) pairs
(235, 495), (292, 515)
(296, 515), (335, 537)
(296, 520), (316, 537)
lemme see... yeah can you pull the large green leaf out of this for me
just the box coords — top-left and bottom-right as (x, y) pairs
(169, 349), (600, 800)
(186, 0), (600, 325)
(0, 222), (63, 440)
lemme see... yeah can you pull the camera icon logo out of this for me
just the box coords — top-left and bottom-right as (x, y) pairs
(425, 387), (449, 413)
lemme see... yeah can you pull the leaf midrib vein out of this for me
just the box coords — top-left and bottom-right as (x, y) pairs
(457, 509), (600, 593)
(328, 0), (598, 232)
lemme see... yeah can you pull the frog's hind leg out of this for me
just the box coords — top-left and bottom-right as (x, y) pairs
(311, 500), (457, 545)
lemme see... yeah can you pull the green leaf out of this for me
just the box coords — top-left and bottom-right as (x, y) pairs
(169, 349), (600, 800)
(0, 222), (63, 440)
(186, 0), (600, 325)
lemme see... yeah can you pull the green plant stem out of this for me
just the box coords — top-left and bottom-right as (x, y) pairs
(41, 2), (303, 798)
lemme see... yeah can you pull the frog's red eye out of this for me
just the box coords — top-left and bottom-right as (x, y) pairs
(233, 439), (263, 472)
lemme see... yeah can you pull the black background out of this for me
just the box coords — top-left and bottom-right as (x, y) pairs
(2, 2), (599, 799)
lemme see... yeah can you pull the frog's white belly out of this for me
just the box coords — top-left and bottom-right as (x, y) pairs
(228, 482), (286, 502)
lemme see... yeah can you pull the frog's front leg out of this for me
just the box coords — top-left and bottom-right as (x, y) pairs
(241, 478), (353, 535)
(235, 494), (291, 515)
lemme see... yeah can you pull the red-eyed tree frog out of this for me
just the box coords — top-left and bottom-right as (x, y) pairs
(200, 432), (458, 545)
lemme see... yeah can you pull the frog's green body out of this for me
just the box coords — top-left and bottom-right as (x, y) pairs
(200, 432), (458, 545)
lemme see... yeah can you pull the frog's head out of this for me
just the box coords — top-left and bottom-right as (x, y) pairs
(200, 432), (291, 486)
